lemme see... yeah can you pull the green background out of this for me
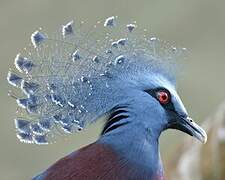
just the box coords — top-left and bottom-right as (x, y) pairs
(0, 0), (224, 179)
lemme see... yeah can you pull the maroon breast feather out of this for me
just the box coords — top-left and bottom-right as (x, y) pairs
(38, 143), (164, 180)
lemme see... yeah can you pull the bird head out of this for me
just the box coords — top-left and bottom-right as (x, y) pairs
(140, 74), (207, 144)
(7, 16), (207, 145)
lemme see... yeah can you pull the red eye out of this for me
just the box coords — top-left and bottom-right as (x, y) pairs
(157, 91), (170, 104)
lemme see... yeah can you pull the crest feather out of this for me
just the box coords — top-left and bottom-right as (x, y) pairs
(7, 16), (186, 144)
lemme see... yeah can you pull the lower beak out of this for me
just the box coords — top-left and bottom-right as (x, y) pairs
(168, 116), (207, 144)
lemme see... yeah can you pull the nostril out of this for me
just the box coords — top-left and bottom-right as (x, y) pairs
(186, 117), (193, 122)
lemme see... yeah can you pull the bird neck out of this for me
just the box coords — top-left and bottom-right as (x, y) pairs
(98, 92), (166, 177)
(99, 121), (164, 177)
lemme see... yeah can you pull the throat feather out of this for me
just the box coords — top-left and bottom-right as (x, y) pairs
(101, 106), (129, 135)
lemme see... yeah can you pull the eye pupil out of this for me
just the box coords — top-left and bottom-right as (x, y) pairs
(162, 94), (167, 100)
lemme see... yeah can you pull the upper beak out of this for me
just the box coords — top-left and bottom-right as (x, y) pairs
(168, 115), (207, 144)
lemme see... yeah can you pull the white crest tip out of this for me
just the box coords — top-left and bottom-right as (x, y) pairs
(62, 21), (74, 37)
(126, 24), (136, 32)
(31, 31), (46, 48)
(104, 16), (116, 27)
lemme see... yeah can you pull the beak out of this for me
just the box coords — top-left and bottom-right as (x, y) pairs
(168, 115), (207, 144)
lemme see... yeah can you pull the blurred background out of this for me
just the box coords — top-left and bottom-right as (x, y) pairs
(0, 0), (224, 179)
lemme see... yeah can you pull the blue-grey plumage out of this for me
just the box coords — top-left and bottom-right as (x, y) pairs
(7, 16), (207, 179)
(32, 83), (206, 179)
